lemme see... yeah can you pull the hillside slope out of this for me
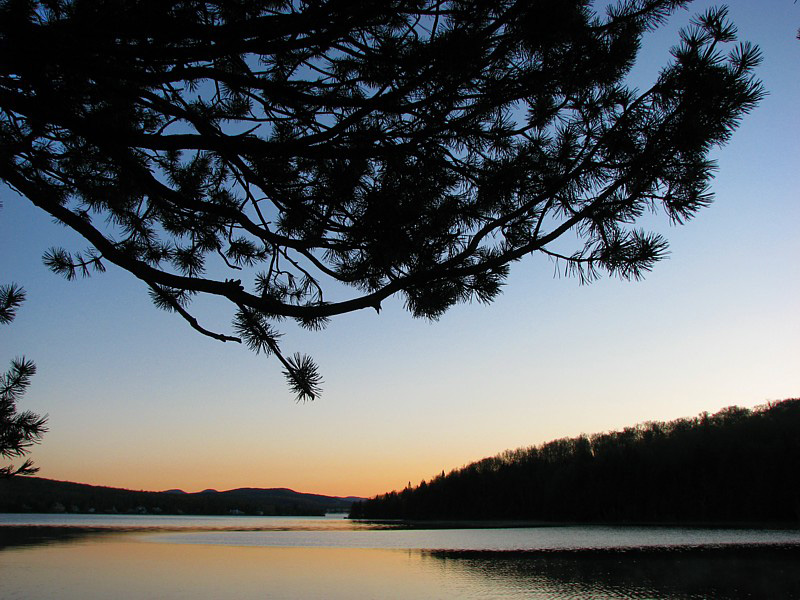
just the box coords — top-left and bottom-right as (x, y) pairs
(0, 477), (358, 516)
(351, 399), (800, 523)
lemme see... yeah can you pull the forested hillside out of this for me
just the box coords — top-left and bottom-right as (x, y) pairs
(0, 477), (357, 516)
(350, 399), (800, 523)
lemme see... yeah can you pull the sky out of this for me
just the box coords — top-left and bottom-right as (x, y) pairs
(1, 0), (798, 498)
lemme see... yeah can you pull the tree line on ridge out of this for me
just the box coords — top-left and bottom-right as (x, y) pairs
(350, 399), (800, 523)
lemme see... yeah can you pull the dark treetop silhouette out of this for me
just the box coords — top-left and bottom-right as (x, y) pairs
(350, 399), (800, 523)
(1, 284), (48, 477)
(0, 0), (763, 400)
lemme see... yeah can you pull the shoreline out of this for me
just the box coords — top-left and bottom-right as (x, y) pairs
(356, 518), (800, 530)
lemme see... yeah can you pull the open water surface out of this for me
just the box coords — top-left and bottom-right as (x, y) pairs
(2, 514), (799, 598)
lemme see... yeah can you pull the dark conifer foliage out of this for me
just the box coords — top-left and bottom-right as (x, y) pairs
(350, 399), (800, 523)
(0, 1), (763, 399)
(0, 284), (48, 477)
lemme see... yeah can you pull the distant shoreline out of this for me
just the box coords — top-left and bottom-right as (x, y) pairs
(0, 476), (359, 517)
(357, 518), (800, 530)
(4, 513), (798, 530)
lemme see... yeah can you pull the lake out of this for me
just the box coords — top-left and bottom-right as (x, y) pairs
(2, 514), (799, 599)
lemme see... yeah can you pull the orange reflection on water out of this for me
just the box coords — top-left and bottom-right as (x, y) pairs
(4, 530), (800, 599)
(0, 534), (458, 599)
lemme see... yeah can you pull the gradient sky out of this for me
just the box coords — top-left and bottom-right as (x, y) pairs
(1, 0), (798, 498)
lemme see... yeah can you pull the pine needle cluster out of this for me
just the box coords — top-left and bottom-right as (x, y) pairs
(0, 284), (48, 477)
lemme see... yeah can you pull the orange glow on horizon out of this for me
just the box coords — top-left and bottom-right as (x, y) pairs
(30, 452), (461, 499)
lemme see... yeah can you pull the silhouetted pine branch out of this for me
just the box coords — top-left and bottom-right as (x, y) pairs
(0, 1), (764, 399)
(0, 283), (26, 325)
(1, 299), (48, 477)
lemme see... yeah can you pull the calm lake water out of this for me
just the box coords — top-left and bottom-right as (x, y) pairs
(2, 514), (799, 599)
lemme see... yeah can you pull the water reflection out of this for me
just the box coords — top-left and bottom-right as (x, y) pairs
(0, 514), (383, 550)
(2, 521), (800, 599)
(0, 535), (488, 600)
(0, 525), (123, 549)
(427, 547), (800, 599)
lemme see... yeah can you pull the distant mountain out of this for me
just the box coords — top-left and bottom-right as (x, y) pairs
(351, 398), (800, 524)
(0, 477), (362, 516)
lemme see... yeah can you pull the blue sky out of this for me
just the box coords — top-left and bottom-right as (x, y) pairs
(1, 0), (798, 497)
